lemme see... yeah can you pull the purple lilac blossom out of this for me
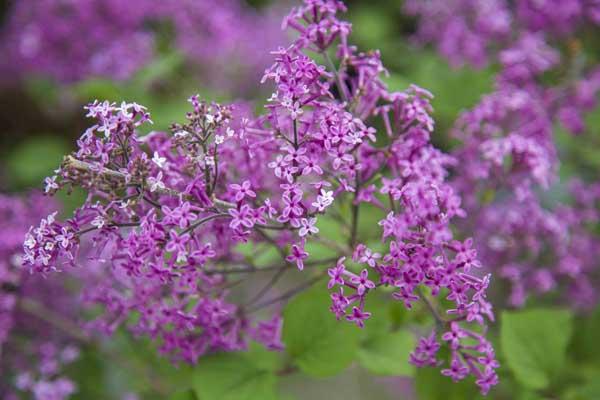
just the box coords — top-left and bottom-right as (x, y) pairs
(405, 0), (600, 136)
(407, 0), (600, 311)
(0, 0), (282, 87)
(1, 193), (81, 400)
(23, 0), (498, 394)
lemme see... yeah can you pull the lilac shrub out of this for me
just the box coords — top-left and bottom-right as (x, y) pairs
(0, 0), (155, 83)
(1, 193), (82, 400)
(23, 0), (498, 394)
(405, 0), (600, 136)
(0, 0), (282, 86)
(406, 0), (600, 310)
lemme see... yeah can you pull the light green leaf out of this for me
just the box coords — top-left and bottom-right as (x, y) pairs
(6, 136), (68, 188)
(282, 283), (361, 377)
(357, 329), (415, 376)
(193, 347), (279, 400)
(500, 309), (573, 390)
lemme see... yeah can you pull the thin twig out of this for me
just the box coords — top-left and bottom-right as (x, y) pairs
(349, 174), (360, 247)
(247, 267), (289, 306)
(246, 272), (326, 313)
(181, 213), (230, 235)
(19, 298), (90, 343)
(203, 256), (339, 275)
(417, 287), (446, 328)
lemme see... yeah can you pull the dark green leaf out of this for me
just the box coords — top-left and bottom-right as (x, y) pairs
(282, 283), (361, 377)
(415, 365), (482, 400)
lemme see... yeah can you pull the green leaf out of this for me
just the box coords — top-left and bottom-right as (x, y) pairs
(565, 378), (600, 400)
(134, 51), (185, 86)
(71, 78), (123, 102)
(570, 306), (600, 364)
(6, 136), (69, 188)
(500, 309), (573, 390)
(517, 391), (546, 400)
(357, 329), (415, 376)
(414, 365), (482, 400)
(282, 283), (361, 377)
(193, 348), (279, 400)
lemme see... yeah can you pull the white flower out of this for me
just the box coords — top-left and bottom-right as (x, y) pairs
(147, 172), (165, 192)
(46, 212), (58, 225)
(205, 156), (215, 167)
(97, 120), (116, 138)
(312, 189), (334, 211)
(174, 130), (189, 139)
(39, 252), (51, 266)
(44, 175), (59, 193)
(56, 228), (72, 248)
(176, 251), (188, 264)
(299, 217), (319, 237)
(119, 101), (133, 118)
(91, 216), (105, 229)
(290, 101), (303, 120)
(24, 233), (36, 249)
(152, 152), (167, 169)
(226, 127), (235, 137)
(205, 114), (215, 125)
(215, 134), (225, 145)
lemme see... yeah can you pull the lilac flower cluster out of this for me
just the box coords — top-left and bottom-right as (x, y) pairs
(162, 0), (284, 92)
(404, 0), (512, 68)
(23, 0), (498, 394)
(0, 0), (154, 83)
(406, 0), (600, 311)
(1, 193), (81, 400)
(0, 0), (281, 86)
(404, 0), (600, 69)
(480, 189), (600, 308)
(406, 0), (600, 137)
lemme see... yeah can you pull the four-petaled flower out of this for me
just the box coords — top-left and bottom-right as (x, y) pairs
(228, 205), (255, 230)
(230, 180), (257, 202)
(327, 257), (346, 289)
(298, 217), (319, 237)
(346, 306), (371, 328)
(152, 152), (167, 169)
(147, 172), (165, 192)
(441, 322), (468, 349)
(286, 242), (309, 270)
(350, 269), (376, 295)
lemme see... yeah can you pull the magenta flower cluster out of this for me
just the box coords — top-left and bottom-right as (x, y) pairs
(407, 0), (600, 310)
(1, 194), (81, 400)
(22, 0), (498, 394)
(404, 0), (600, 69)
(0, 0), (282, 86)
